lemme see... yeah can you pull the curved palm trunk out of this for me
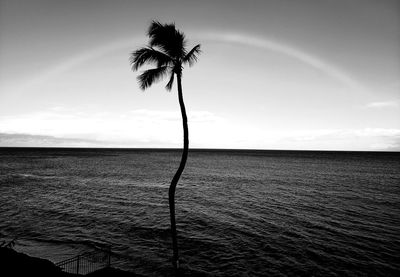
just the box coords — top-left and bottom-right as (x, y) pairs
(169, 73), (188, 272)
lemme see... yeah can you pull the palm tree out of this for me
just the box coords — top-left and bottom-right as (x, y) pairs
(130, 21), (201, 272)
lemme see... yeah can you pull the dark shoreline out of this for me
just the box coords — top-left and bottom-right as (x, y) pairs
(0, 247), (75, 277)
(0, 248), (142, 277)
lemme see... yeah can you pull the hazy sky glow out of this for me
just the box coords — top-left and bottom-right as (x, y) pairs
(0, 0), (399, 150)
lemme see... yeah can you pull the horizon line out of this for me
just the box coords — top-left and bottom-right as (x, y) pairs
(0, 146), (398, 153)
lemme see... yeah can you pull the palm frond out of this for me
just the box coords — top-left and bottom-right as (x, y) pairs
(147, 20), (187, 59)
(182, 44), (201, 67)
(130, 47), (172, 71)
(165, 73), (175, 91)
(131, 21), (200, 91)
(137, 66), (169, 90)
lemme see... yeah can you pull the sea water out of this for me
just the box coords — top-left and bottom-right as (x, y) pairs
(0, 148), (399, 276)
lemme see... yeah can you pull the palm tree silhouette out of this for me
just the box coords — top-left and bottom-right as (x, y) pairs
(130, 21), (201, 272)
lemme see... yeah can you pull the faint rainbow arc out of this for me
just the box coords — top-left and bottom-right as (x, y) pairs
(15, 32), (365, 93)
(198, 32), (365, 92)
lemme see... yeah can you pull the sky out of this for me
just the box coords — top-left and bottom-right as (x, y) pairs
(0, 0), (399, 150)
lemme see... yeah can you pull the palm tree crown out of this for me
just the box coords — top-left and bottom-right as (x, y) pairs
(130, 21), (200, 90)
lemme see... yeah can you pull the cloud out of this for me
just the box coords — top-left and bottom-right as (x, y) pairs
(0, 108), (225, 148)
(0, 133), (108, 147)
(365, 101), (399, 108)
(210, 127), (400, 151)
(1, 108), (399, 151)
(277, 128), (400, 151)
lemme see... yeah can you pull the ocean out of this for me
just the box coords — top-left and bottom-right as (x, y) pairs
(0, 148), (399, 276)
